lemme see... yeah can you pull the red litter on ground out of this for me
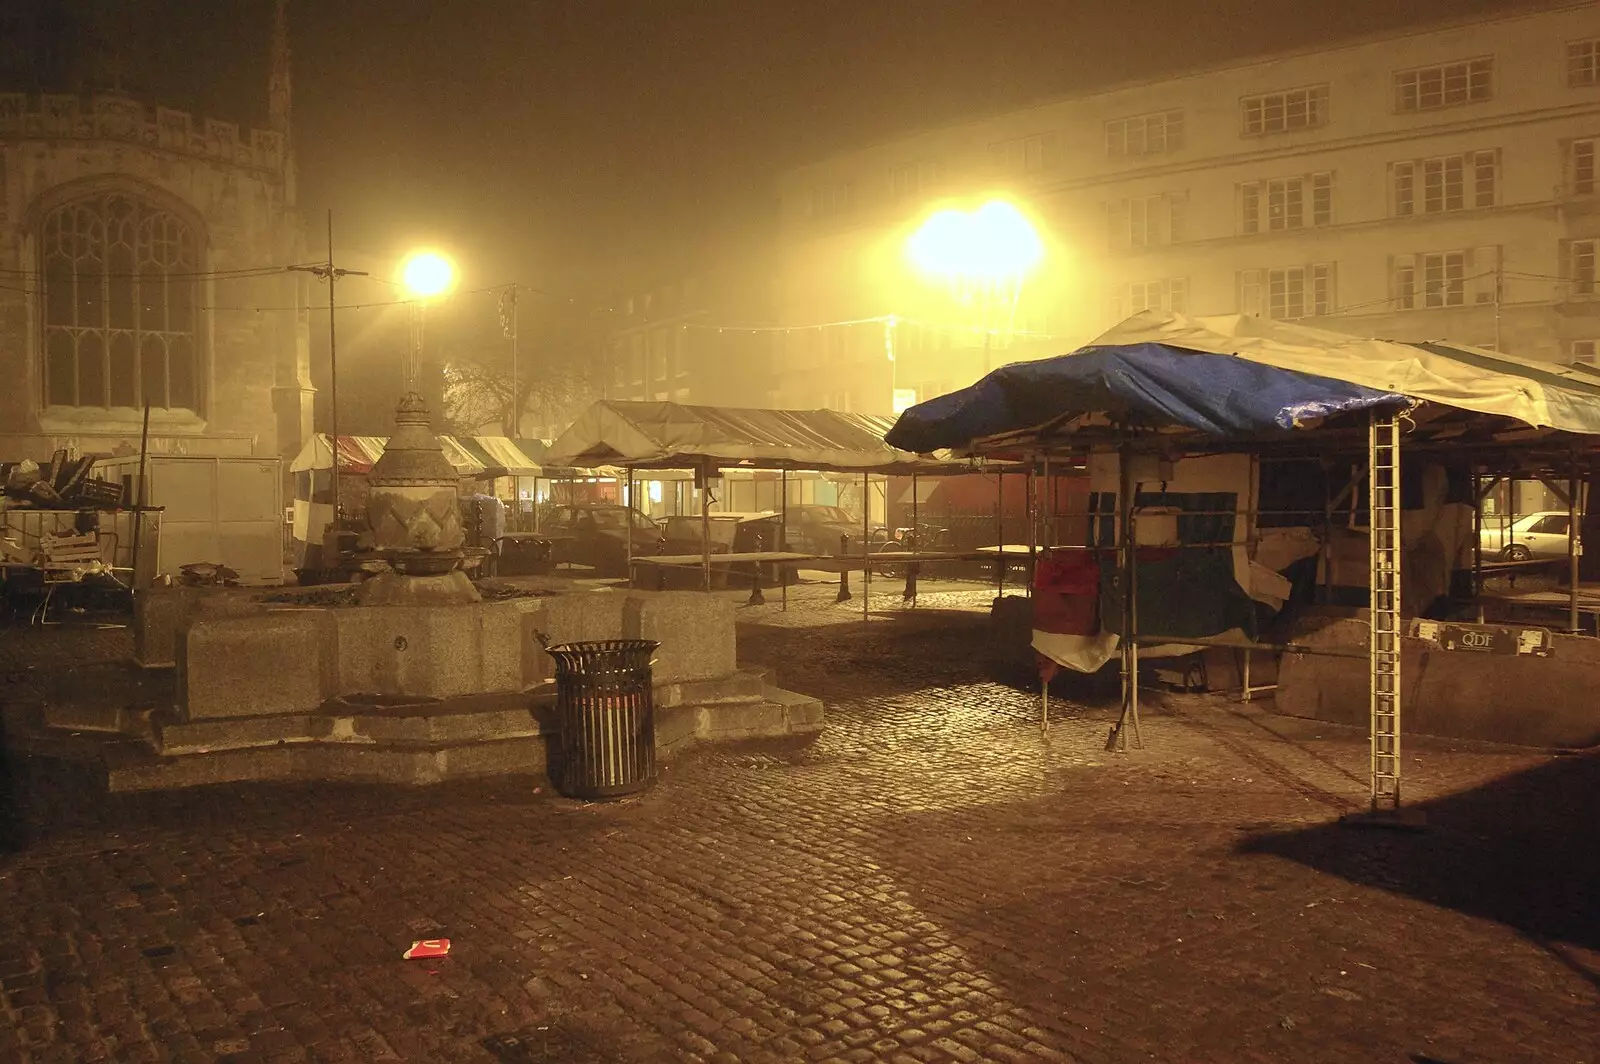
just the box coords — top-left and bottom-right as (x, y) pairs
(403, 938), (451, 960)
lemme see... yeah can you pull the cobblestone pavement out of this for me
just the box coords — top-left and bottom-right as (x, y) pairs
(2, 606), (1598, 1064)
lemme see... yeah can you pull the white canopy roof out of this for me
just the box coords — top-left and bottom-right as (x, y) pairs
(545, 400), (967, 473)
(1097, 312), (1600, 436)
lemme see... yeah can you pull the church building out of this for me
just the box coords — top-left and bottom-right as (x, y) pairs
(0, 1), (313, 471)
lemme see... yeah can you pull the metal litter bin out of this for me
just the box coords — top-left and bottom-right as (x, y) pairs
(546, 639), (660, 800)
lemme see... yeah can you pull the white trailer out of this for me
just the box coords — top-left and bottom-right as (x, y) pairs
(94, 455), (285, 585)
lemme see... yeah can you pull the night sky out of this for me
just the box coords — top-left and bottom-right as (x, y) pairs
(5, 0), (1525, 300)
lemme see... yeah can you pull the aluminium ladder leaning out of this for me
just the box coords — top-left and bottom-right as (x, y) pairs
(1368, 412), (1403, 811)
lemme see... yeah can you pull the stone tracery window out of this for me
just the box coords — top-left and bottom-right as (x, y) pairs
(41, 193), (200, 411)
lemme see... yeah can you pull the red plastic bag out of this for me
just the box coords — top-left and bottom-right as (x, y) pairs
(403, 938), (451, 960)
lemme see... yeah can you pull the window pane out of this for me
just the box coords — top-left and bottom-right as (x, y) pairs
(168, 336), (196, 411)
(109, 332), (138, 407)
(1573, 140), (1595, 195)
(108, 243), (135, 329)
(140, 334), (168, 409)
(77, 332), (106, 408)
(139, 267), (165, 331)
(46, 330), (76, 406)
(45, 255), (74, 326)
(1395, 164), (1414, 216)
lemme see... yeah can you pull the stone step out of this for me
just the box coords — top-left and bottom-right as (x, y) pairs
(765, 686), (826, 733)
(105, 734), (553, 793)
(657, 685), (825, 755)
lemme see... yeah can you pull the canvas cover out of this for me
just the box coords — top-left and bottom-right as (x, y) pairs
(545, 400), (960, 473)
(887, 310), (1600, 453)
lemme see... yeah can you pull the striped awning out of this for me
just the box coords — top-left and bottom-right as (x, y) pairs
(290, 433), (485, 476)
(457, 436), (543, 477)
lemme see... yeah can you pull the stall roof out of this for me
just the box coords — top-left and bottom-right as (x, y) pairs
(545, 400), (969, 473)
(886, 311), (1600, 454)
(289, 433), (486, 476)
(454, 437), (544, 478)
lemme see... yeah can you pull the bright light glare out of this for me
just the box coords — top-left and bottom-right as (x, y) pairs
(400, 251), (456, 298)
(907, 200), (1044, 282)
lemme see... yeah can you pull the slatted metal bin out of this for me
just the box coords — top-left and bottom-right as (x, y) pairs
(546, 639), (661, 800)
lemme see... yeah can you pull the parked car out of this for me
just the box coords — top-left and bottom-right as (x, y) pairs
(540, 504), (664, 576)
(785, 504), (862, 555)
(1479, 510), (1574, 560)
(660, 511), (783, 556)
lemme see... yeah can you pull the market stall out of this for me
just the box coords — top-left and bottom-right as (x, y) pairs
(544, 400), (999, 609)
(887, 309), (1600, 810)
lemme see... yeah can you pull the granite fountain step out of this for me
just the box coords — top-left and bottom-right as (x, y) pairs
(83, 667), (822, 793)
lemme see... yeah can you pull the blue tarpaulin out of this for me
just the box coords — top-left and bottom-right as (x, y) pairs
(885, 343), (1408, 453)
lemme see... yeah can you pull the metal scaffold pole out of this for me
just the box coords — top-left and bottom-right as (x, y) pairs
(1368, 411), (1403, 811)
(1108, 444), (1143, 752)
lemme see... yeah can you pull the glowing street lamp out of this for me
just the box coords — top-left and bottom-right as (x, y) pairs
(400, 250), (457, 299)
(397, 250), (457, 387)
(907, 199), (1044, 372)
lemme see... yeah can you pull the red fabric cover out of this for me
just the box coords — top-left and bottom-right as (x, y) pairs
(1033, 550), (1102, 683)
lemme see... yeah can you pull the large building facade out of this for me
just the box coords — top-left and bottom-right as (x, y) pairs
(604, 265), (776, 410)
(763, 1), (1600, 415)
(0, 8), (312, 469)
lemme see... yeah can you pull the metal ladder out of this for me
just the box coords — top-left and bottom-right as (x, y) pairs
(1368, 412), (1403, 811)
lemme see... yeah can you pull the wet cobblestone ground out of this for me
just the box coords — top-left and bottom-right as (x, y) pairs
(2, 585), (1598, 1063)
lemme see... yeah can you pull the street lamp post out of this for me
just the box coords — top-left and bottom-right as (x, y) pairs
(289, 211), (368, 547)
(399, 251), (456, 389)
(906, 199), (1044, 376)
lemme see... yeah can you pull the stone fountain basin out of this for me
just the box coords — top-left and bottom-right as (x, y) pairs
(174, 589), (738, 720)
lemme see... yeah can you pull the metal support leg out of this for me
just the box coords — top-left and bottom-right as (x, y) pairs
(863, 473), (871, 624)
(836, 534), (852, 602)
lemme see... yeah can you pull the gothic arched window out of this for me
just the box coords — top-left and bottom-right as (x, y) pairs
(40, 193), (200, 412)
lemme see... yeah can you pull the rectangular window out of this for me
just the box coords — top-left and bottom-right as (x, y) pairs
(1268, 268), (1304, 319)
(1570, 38), (1599, 87)
(1571, 138), (1596, 196)
(1395, 151), (1495, 215)
(1122, 278), (1189, 314)
(1423, 251), (1467, 307)
(1107, 194), (1186, 249)
(1394, 57), (1493, 111)
(1423, 156), (1464, 213)
(991, 133), (1061, 174)
(1572, 339), (1598, 364)
(1572, 239), (1597, 297)
(1269, 178), (1303, 231)
(1239, 172), (1333, 233)
(1312, 172), (1333, 226)
(1473, 150), (1498, 207)
(1394, 261), (1416, 310)
(1394, 162), (1415, 216)
(1105, 110), (1185, 157)
(1310, 264), (1333, 316)
(1239, 265), (1333, 319)
(1239, 270), (1262, 315)
(1241, 85), (1329, 136)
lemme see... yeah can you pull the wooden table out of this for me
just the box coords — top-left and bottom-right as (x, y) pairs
(628, 551), (821, 606)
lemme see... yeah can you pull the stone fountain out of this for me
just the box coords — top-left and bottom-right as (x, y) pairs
(357, 391), (481, 606)
(51, 392), (827, 792)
